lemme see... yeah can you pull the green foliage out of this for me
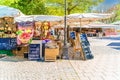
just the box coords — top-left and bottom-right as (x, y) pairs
(0, 0), (103, 15)
(46, 0), (104, 15)
(115, 4), (120, 20)
(10, 0), (48, 15)
(0, 0), (16, 6)
(0, 0), (48, 15)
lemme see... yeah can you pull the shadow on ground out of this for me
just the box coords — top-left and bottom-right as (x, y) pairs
(107, 42), (120, 51)
(107, 42), (120, 46)
(0, 56), (28, 62)
(94, 36), (120, 40)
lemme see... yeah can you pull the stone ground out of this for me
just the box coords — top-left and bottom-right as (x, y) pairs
(0, 37), (120, 80)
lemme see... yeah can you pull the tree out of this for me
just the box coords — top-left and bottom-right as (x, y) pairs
(114, 4), (120, 20)
(45, 0), (103, 15)
(0, 0), (16, 6)
(10, 0), (48, 15)
(106, 4), (120, 21)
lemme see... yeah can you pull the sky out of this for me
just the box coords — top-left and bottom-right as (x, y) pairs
(95, 0), (120, 12)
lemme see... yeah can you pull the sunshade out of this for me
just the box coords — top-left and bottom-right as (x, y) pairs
(0, 5), (24, 17)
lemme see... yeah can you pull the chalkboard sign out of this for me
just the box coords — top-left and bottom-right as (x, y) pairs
(80, 33), (90, 46)
(0, 38), (17, 50)
(80, 34), (93, 59)
(70, 31), (76, 40)
(28, 44), (40, 60)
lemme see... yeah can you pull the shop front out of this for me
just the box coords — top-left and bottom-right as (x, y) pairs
(0, 15), (93, 62)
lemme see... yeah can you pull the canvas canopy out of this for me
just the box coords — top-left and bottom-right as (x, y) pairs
(0, 5), (24, 17)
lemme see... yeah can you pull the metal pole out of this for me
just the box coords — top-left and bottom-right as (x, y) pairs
(64, 0), (67, 45)
(62, 0), (69, 59)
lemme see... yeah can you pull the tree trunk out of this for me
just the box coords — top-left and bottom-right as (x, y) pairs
(67, 9), (71, 15)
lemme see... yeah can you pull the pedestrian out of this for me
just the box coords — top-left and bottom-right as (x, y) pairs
(96, 29), (99, 37)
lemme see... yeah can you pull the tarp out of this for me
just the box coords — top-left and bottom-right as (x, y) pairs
(87, 21), (116, 28)
(34, 15), (63, 22)
(0, 5), (24, 17)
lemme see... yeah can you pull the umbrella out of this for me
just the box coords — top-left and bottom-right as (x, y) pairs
(0, 5), (24, 17)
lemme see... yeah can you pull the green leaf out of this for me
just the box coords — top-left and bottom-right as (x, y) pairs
(16, 30), (23, 35)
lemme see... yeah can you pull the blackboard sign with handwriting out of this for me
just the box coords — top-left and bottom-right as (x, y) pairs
(28, 44), (40, 60)
(80, 34), (93, 59)
(70, 31), (76, 40)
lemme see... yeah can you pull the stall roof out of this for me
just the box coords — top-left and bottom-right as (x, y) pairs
(15, 15), (63, 22)
(67, 13), (113, 20)
(33, 15), (63, 22)
(87, 21), (117, 28)
(15, 16), (34, 22)
(0, 5), (24, 17)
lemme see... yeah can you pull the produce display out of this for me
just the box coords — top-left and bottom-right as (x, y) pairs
(34, 21), (51, 40)
(34, 21), (42, 39)
(0, 17), (16, 38)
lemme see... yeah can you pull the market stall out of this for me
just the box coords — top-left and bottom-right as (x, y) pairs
(0, 17), (17, 56)
(33, 21), (60, 61)
(33, 15), (63, 61)
(14, 15), (62, 61)
(13, 16), (34, 57)
(0, 6), (24, 57)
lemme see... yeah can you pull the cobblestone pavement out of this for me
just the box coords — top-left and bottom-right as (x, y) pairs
(0, 37), (120, 80)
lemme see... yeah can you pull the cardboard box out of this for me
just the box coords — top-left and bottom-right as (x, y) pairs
(44, 47), (59, 61)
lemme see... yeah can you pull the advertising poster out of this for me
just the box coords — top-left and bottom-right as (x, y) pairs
(17, 21), (34, 46)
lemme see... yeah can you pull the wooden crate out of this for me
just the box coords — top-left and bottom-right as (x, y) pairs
(44, 48), (59, 61)
(12, 46), (29, 56)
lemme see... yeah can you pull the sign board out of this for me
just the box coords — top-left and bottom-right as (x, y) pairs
(0, 38), (17, 50)
(80, 34), (93, 59)
(70, 31), (76, 40)
(28, 44), (40, 60)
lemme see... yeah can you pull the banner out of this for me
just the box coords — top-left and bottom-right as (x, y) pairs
(17, 21), (34, 46)
(0, 38), (16, 50)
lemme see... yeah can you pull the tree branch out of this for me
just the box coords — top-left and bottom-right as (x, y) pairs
(68, 3), (79, 11)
